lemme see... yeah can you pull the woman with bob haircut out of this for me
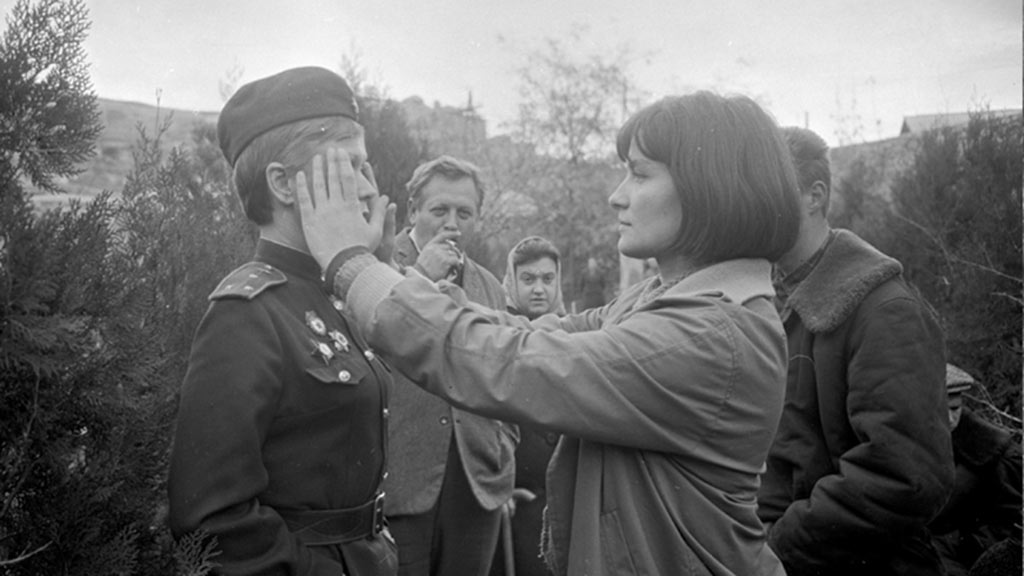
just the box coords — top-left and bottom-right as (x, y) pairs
(295, 91), (801, 576)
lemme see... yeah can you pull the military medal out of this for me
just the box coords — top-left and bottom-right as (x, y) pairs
(312, 339), (335, 364)
(328, 330), (350, 353)
(305, 311), (327, 336)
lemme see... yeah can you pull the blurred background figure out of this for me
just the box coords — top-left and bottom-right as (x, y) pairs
(492, 236), (565, 576)
(930, 364), (1022, 576)
(575, 257), (606, 311)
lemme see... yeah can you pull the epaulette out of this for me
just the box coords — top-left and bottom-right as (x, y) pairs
(209, 262), (287, 301)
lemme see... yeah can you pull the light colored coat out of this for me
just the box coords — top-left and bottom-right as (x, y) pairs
(383, 230), (518, 515)
(347, 257), (788, 576)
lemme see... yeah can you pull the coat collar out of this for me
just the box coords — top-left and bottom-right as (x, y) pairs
(255, 238), (321, 281)
(394, 228), (418, 266)
(782, 229), (902, 333)
(666, 258), (775, 305)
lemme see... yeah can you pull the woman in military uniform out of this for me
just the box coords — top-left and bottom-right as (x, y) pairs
(167, 67), (397, 576)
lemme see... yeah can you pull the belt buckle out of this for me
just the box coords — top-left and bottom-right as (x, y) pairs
(371, 491), (386, 534)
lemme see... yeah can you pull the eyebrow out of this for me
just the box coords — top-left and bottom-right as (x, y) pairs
(627, 158), (654, 170)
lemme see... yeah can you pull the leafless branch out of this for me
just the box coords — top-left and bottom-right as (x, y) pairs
(0, 540), (52, 567)
(893, 212), (1022, 285)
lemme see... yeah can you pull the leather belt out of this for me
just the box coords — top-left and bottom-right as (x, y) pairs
(279, 492), (386, 546)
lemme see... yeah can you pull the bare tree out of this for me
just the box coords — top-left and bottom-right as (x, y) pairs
(482, 32), (648, 301)
(509, 31), (645, 165)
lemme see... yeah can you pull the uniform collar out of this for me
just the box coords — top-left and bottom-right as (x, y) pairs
(255, 239), (322, 281)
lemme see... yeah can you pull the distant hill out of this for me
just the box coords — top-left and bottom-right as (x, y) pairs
(38, 95), (490, 211)
(33, 98), (218, 211)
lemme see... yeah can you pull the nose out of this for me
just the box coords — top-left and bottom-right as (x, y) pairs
(355, 171), (377, 212)
(608, 176), (628, 210)
(442, 212), (459, 230)
(356, 170), (378, 202)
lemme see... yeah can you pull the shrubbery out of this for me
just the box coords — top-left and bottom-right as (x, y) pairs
(2, 116), (254, 574)
(833, 111), (1023, 428)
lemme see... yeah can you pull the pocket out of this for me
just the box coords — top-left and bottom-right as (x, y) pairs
(599, 509), (639, 575)
(306, 353), (371, 386)
(338, 531), (399, 576)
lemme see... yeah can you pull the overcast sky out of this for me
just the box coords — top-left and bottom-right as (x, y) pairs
(66, 0), (1023, 146)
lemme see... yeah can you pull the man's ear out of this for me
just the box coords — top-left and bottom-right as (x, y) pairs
(805, 180), (830, 216)
(266, 162), (294, 206)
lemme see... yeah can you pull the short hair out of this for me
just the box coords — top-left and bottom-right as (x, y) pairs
(782, 126), (832, 213)
(232, 116), (363, 225)
(615, 92), (801, 265)
(511, 236), (561, 269)
(405, 155), (485, 211)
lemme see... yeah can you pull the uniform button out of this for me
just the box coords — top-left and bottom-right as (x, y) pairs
(383, 408), (390, 418)
(332, 299), (344, 312)
(364, 350), (375, 361)
(338, 370), (351, 382)
(439, 416), (450, 425)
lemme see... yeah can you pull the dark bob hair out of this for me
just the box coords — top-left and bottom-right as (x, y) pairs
(615, 92), (801, 264)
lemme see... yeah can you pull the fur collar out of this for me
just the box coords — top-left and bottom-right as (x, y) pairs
(785, 229), (902, 333)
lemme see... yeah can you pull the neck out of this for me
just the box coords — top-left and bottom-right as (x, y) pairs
(777, 221), (830, 275)
(259, 213), (309, 254)
(655, 252), (699, 285)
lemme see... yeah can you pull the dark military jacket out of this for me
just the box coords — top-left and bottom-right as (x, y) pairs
(168, 239), (393, 575)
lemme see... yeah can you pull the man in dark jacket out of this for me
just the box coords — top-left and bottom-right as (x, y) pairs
(757, 126), (955, 576)
(385, 156), (518, 576)
(930, 364), (1022, 576)
(167, 67), (397, 575)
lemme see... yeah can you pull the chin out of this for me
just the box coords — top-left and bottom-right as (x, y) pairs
(617, 239), (647, 260)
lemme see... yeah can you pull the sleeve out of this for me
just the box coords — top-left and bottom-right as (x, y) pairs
(539, 302), (607, 333)
(353, 269), (774, 454)
(768, 295), (956, 571)
(167, 300), (342, 575)
(983, 439), (1023, 537)
(463, 300), (606, 334)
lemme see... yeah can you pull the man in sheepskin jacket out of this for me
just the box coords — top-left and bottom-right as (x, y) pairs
(757, 127), (955, 576)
